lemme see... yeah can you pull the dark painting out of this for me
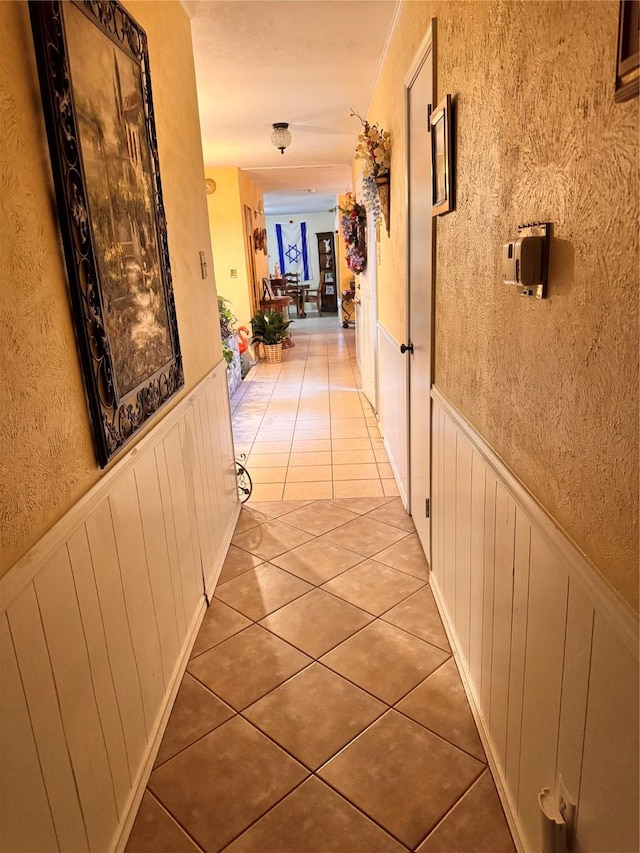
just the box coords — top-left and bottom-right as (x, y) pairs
(30, 0), (183, 466)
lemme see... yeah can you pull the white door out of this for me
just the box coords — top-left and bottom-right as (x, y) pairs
(355, 211), (378, 410)
(405, 29), (434, 557)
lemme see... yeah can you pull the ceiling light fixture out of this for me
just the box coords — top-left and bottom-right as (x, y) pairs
(271, 122), (291, 154)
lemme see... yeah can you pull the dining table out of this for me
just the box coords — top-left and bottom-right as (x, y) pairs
(270, 278), (310, 318)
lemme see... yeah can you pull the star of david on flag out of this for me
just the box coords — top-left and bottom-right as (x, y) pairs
(275, 221), (311, 281)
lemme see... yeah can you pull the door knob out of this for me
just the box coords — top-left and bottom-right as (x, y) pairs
(400, 342), (413, 354)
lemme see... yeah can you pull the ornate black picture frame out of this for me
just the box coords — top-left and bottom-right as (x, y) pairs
(30, 0), (183, 467)
(429, 94), (455, 217)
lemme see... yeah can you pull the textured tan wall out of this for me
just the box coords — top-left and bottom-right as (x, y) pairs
(0, 0), (219, 577)
(371, 1), (638, 610)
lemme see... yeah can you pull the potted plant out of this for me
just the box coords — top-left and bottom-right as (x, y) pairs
(250, 308), (292, 363)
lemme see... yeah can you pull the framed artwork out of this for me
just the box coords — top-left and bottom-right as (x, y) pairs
(29, 0), (183, 467)
(615, 0), (639, 102)
(429, 94), (455, 217)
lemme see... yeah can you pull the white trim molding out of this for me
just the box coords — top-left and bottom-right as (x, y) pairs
(430, 386), (639, 853)
(0, 360), (239, 853)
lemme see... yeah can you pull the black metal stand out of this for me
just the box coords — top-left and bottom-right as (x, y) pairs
(236, 455), (252, 503)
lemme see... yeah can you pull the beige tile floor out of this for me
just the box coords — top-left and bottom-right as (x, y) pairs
(230, 318), (399, 502)
(126, 319), (515, 852)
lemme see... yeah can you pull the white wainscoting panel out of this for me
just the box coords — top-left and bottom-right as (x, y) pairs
(0, 363), (239, 853)
(377, 322), (408, 504)
(430, 387), (639, 853)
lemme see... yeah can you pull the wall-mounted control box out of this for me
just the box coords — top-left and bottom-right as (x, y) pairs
(502, 222), (551, 298)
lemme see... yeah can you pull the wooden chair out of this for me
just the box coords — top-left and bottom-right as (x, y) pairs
(303, 276), (325, 317)
(260, 277), (292, 320)
(283, 272), (304, 317)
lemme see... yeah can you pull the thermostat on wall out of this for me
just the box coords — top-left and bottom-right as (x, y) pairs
(502, 222), (551, 298)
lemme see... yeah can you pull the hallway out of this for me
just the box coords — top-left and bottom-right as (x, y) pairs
(230, 317), (398, 503)
(125, 321), (515, 852)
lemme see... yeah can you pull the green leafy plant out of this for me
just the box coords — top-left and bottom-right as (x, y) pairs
(218, 296), (237, 339)
(250, 309), (292, 345)
(218, 296), (239, 369)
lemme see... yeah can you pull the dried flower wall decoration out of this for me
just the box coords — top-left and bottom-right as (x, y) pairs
(352, 110), (391, 236)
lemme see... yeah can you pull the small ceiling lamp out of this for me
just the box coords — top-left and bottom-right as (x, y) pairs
(271, 122), (291, 154)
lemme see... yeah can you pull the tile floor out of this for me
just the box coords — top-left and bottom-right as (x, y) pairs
(230, 318), (399, 502)
(125, 318), (515, 852)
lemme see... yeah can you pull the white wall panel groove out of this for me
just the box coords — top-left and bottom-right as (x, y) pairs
(0, 363), (239, 852)
(430, 387), (639, 853)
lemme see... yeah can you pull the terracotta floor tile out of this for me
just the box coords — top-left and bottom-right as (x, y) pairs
(286, 464), (332, 482)
(326, 497), (394, 515)
(417, 770), (515, 852)
(282, 481), (334, 500)
(294, 428), (332, 440)
(250, 441), (292, 454)
(321, 620), (450, 704)
(333, 480), (385, 498)
(321, 560), (425, 616)
(331, 426), (370, 438)
(217, 545), (264, 585)
(381, 477), (400, 495)
(250, 466), (288, 484)
(397, 658), (485, 761)
(154, 673), (234, 767)
(214, 563), (312, 621)
(225, 776), (404, 853)
(365, 498), (416, 532)
(245, 500), (312, 518)
(333, 463), (380, 480)
(246, 452), (290, 468)
(377, 462), (394, 479)
(232, 519), (314, 561)
(125, 792), (200, 853)
(291, 438), (332, 452)
(278, 500), (359, 536)
(149, 716), (308, 852)
(332, 448), (376, 465)
(190, 599), (252, 658)
(288, 450), (332, 466)
(321, 515), (409, 558)
(244, 663), (385, 770)
(247, 482), (284, 502)
(270, 538), (364, 585)
(187, 624), (311, 710)
(381, 587), (451, 651)
(374, 533), (430, 579)
(233, 507), (272, 535)
(260, 588), (373, 658)
(318, 710), (484, 849)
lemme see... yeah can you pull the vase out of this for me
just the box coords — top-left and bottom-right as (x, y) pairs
(263, 342), (283, 364)
(375, 174), (390, 236)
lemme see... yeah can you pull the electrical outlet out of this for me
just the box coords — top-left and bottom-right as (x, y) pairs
(557, 775), (576, 848)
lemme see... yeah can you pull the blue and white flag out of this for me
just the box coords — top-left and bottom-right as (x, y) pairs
(275, 221), (311, 281)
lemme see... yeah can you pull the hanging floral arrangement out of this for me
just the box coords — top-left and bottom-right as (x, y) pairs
(352, 110), (391, 236)
(337, 193), (367, 274)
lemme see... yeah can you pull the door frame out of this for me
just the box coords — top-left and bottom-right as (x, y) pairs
(355, 193), (379, 413)
(404, 22), (436, 550)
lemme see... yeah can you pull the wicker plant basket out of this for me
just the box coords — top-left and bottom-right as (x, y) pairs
(263, 342), (283, 364)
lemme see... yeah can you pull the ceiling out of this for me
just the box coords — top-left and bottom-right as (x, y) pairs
(183, 0), (399, 215)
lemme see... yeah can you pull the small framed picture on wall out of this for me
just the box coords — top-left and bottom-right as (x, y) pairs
(429, 94), (455, 216)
